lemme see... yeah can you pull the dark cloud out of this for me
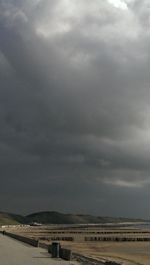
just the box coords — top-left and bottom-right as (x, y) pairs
(0, 0), (150, 217)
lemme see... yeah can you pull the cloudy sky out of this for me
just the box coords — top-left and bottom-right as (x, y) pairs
(1, 0), (150, 217)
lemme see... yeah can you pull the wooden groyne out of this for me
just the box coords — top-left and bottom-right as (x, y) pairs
(37, 230), (150, 234)
(40, 236), (74, 241)
(85, 236), (150, 242)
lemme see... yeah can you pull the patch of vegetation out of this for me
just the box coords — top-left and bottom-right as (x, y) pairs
(26, 211), (145, 224)
(0, 212), (26, 225)
(0, 211), (146, 225)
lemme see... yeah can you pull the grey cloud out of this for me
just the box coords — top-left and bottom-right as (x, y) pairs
(0, 0), (150, 217)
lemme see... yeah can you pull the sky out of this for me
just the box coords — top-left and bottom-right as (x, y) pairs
(1, 0), (150, 218)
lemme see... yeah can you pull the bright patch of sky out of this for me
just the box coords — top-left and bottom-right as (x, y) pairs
(104, 179), (150, 188)
(108, 0), (128, 9)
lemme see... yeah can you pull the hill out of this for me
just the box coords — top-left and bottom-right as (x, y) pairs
(26, 211), (100, 224)
(0, 212), (26, 225)
(0, 211), (146, 225)
(26, 211), (145, 224)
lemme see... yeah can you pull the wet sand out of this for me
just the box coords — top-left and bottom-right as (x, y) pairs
(61, 241), (150, 265)
(4, 224), (150, 265)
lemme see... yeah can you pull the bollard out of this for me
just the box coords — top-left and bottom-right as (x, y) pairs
(51, 242), (60, 258)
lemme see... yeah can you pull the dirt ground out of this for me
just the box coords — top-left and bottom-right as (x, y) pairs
(5, 225), (150, 265)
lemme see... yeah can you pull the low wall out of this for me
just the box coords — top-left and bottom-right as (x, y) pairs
(73, 253), (121, 265)
(73, 253), (105, 265)
(48, 243), (72, 260)
(4, 232), (39, 247)
(60, 248), (72, 260)
(39, 242), (48, 249)
(105, 261), (121, 265)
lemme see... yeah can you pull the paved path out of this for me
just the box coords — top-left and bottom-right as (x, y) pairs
(0, 234), (77, 265)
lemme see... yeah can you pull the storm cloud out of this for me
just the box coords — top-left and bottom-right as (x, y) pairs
(0, 0), (150, 217)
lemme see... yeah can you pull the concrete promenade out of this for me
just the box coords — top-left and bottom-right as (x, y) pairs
(0, 234), (77, 265)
